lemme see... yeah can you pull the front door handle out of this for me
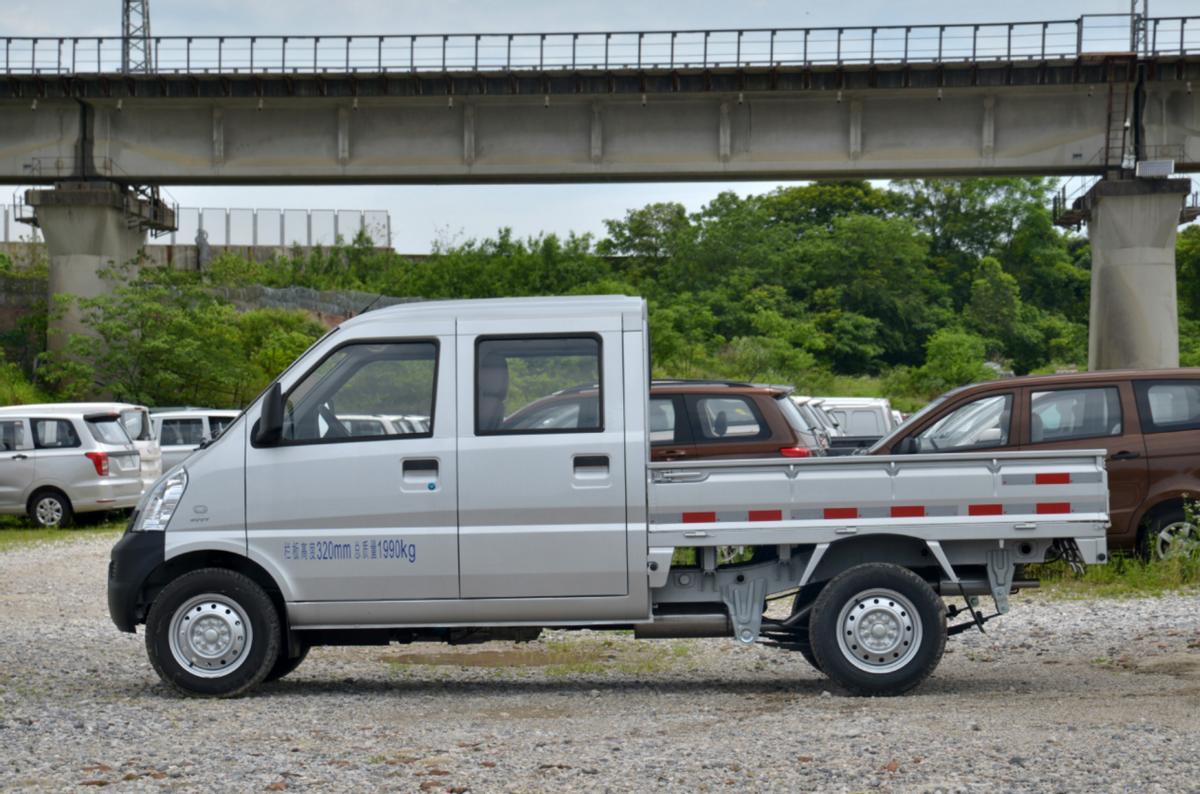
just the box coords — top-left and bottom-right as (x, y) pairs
(1110, 451), (1140, 460)
(11, 454), (28, 460)
(574, 455), (609, 470)
(403, 459), (439, 474)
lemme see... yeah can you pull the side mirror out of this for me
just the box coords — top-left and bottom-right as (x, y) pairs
(893, 436), (918, 455)
(254, 382), (284, 446)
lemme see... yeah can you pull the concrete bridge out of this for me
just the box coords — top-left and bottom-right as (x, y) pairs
(2, 14), (1200, 369)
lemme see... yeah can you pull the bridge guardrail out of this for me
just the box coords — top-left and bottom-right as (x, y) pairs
(3, 15), (1196, 77)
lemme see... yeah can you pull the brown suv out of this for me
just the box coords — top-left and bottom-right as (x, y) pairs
(869, 369), (1200, 557)
(499, 379), (823, 461)
(648, 380), (823, 462)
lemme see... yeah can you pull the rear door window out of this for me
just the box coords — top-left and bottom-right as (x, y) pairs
(1133, 381), (1200, 433)
(0, 420), (28, 451)
(687, 395), (771, 442)
(1030, 387), (1122, 442)
(161, 418), (205, 446)
(476, 336), (602, 435)
(649, 396), (692, 444)
(914, 394), (1013, 452)
(32, 419), (81, 449)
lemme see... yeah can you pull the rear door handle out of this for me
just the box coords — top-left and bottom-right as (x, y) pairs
(1110, 451), (1140, 460)
(659, 449), (689, 458)
(11, 454), (28, 460)
(574, 455), (609, 470)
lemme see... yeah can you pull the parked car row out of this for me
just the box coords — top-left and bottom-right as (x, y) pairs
(0, 404), (149, 528)
(0, 402), (251, 528)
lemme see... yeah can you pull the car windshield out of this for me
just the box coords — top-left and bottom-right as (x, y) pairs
(868, 395), (949, 453)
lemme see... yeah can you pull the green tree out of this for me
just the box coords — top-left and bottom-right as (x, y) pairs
(45, 264), (325, 407)
(759, 180), (896, 232)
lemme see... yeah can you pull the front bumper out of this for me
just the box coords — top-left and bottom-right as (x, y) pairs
(107, 526), (165, 633)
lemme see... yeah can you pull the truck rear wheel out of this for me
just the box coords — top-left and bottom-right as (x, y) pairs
(809, 563), (945, 696)
(145, 568), (280, 698)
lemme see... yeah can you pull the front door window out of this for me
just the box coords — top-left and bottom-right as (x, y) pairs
(914, 394), (1013, 452)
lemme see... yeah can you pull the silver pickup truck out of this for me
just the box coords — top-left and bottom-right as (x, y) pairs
(108, 295), (1109, 698)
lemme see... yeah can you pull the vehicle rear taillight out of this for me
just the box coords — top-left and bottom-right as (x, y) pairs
(779, 447), (813, 458)
(85, 452), (110, 476)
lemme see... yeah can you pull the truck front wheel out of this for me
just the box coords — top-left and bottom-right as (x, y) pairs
(146, 568), (280, 697)
(809, 563), (945, 696)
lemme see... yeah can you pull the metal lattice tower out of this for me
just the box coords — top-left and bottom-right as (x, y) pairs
(122, 0), (153, 74)
(1130, 0), (1149, 56)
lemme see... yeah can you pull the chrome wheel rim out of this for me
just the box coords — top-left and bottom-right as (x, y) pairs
(836, 588), (922, 674)
(35, 497), (63, 526)
(168, 594), (252, 678)
(1155, 521), (1200, 560)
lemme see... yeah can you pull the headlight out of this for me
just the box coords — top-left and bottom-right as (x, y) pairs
(135, 466), (187, 531)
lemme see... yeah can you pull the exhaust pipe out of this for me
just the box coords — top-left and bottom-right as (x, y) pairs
(939, 579), (1040, 596)
(634, 613), (733, 639)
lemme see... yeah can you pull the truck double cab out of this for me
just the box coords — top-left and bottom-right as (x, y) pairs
(108, 296), (1109, 698)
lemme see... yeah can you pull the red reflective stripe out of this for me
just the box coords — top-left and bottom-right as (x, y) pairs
(891, 505), (925, 518)
(1035, 472), (1071, 485)
(749, 510), (783, 522)
(824, 507), (858, 520)
(1037, 502), (1071, 514)
(969, 504), (1003, 516)
(682, 512), (716, 523)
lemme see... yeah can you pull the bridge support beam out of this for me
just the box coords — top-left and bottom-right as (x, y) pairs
(1087, 178), (1191, 371)
(24, 182), (162, 352)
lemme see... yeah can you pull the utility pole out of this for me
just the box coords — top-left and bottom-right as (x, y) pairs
(122, 0), (153, 74)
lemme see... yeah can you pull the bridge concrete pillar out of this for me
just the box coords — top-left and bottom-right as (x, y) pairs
(25, 181), (173, 353)
(1086, 178), (1191, 371)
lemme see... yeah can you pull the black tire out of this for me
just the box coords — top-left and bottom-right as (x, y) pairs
(263, 642), (310, 683)
(787, 599), (823, 673)
(798, 646), (823, 673)
(145, 568), (280, 698)
(1142, 507), (1199, 560)
(27, 489), (73, 528)
(808, 563), (946, 697)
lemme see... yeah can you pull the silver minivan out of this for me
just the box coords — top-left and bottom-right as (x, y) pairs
(152, 409), (241, 470)
(0, 410), (144, 526)
(0, 402), (163, 490)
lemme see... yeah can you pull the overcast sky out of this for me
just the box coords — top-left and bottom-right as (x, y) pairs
(4, 1), (1192, 252)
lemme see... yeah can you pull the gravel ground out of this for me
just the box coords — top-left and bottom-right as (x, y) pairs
(3, 534), (1200, 794)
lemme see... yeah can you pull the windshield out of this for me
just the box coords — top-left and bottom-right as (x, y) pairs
(868, 395), (949, 453)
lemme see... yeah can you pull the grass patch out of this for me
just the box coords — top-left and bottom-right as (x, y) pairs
(1027, 550), (1200, 599)
(0, 516), (125, 552)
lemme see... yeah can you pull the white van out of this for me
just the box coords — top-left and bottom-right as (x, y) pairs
(0, 409), (143, 526)
(151, 409), (242, 470)
(0, 402), (162, 490)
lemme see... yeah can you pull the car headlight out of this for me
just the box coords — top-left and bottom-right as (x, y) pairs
(135, 466), (187, 532)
